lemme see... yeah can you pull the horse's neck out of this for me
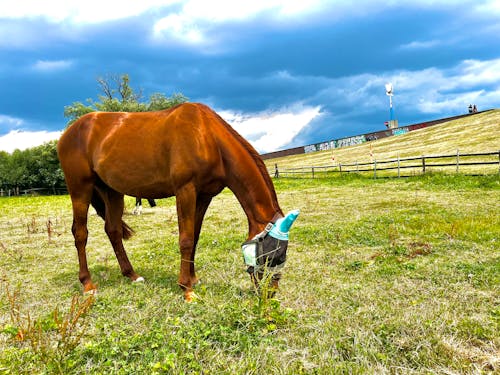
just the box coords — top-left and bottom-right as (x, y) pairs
(224, 151), (282, 238)
(203, 105), (282, 237)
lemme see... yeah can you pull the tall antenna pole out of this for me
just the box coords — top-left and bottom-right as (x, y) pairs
(385, 83), (398, 128)
(385, 82), (394, 121)
(389, 93), (393, 121)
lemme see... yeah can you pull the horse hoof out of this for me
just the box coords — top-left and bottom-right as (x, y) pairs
(84, 288), (97, 296)
(83, 282), (98, 295)
(133, 276), (145, 283)
(184, 290), (197, 303)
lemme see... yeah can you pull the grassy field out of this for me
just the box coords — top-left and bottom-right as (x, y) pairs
(0, 173), (499, 374)
(265, 109), (500, 172)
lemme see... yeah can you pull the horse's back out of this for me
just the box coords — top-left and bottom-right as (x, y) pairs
(58, 103), (228, 197)
(60, 103), (222, 149)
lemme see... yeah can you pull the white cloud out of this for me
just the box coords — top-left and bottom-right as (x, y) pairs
(219, 104), (321, 153)
(0, 0), (328, 47)
(1, 0), (493, 27)
(381, 58), (500, 114)
(416, 90), (485, 113)
(457, 59), (500, 86)
(0, 0), (324, 26)
(400, 40), (441, 50)
(311, 56), (500, 119)
(2, 0), (493, 48)
(32, 59), (73, 72)
(154, 13), (205, 44)
(0, 114), (24, 128)
(0, 0), (180, 23)
(0, 130), (61, 153)
(153, 0), (327, 44)
(476, 0), (500, 15)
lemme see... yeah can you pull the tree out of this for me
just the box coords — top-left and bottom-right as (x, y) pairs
(32, 141), (65, 192)
(0, 151), (9, 192)
(64, 74), (188, 124)
(0, 141), (66, 194)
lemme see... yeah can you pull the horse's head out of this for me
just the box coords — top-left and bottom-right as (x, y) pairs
(242, 209), (299, 295)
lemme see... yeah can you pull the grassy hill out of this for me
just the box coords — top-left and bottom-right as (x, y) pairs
(264, 109), (500, 170)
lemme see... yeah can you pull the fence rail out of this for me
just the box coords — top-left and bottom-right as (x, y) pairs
(0, 187), (68, 197)
(271, 150), (500, 179)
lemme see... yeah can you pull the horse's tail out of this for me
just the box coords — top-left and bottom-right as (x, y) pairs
(91, 189), (134, 240)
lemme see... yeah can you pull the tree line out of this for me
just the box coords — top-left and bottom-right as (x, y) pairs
(0, 75), (187, 196)
(0, 141), (64, 195)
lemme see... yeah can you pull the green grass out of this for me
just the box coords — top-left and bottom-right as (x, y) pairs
(1, 174), (499, 374)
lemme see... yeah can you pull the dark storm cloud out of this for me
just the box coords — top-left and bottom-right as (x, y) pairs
(1, 1), (500, 152)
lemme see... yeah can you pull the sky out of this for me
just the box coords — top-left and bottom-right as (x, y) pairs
(1, 0), (500, 153)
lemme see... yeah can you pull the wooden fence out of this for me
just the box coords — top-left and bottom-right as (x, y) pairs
(271, 150), (500, 178)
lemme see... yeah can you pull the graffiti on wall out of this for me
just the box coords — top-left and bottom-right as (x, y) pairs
(301, 116), (459, 155)
(304, 135), (367, 153)
(392, 128), (409, 136)
(318, 141), (336, 151)
(304, 144), (317, 153)
(336, 135), (366, 148)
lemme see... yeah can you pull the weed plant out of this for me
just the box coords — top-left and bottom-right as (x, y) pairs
(0, 173), (498, 374)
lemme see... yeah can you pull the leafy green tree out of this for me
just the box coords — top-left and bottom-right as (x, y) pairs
(64, 74), (188, 124)
(7, 149), (30, 191)
(0, 141), (65, 194)
(31, 141), (65, 192)
(0, 151), (9, 192)
(147, 92), (189, 111)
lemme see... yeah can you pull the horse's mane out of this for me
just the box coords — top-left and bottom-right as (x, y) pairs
(211, 109), (282, 215)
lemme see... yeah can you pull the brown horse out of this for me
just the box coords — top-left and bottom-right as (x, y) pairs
(57, 103), (290, 301)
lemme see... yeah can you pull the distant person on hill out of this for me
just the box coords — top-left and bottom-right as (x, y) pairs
(468, 104), (473, 113)
(473, 104), (478, 113)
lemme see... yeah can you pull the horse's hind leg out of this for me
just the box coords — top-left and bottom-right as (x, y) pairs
(95, 186), (142, 283)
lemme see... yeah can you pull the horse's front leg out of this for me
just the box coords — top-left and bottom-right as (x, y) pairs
(175, 183), (198, 302)
(190, 194), (213, 285)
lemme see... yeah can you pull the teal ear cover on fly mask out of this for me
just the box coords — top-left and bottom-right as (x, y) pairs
(268, 210), (299, 240)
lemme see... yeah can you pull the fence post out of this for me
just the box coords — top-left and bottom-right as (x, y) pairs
(422, 155), (426, 174)
(274, 163), (279, 178)
(456, 149), (459, 173)
(339, 163), (342, 174)
(498, 150), (500, 174)
(397, 154), (400, 178)
(356, 161), (359, 173)
(373, 159), (377, 179)
(312, 167), (315, 179)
